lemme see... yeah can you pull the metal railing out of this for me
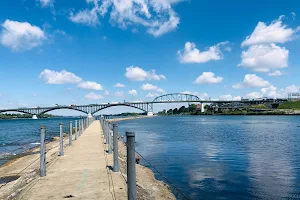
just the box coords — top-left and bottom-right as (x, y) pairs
(39, 117), (95, 177)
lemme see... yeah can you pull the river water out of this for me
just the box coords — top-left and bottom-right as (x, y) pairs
(0, 118), (77, 166)
(117, 116), (300, 200)
(1, 116), (300, 199)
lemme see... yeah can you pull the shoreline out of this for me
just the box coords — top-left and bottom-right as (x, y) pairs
(0, 135), (70, 199)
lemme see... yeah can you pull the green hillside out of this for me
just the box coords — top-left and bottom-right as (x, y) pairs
(248, 104), (269, 109)
(278, 101), (300, 109)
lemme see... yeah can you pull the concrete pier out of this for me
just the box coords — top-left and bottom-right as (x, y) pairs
(19, 121), (127, 200)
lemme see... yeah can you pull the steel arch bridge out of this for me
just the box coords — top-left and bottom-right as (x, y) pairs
(153, 93), (201, 102)
(0, 93), (287, 116)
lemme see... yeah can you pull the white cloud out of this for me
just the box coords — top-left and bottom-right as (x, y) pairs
(291, 12), (296, 20)
(181, 91), (209, 99)
(246, 92), (262, 99)
(193, 72), (223, 84)
(177, 41), (229, 64)
(77, 81), (103, 90)
(239, 44), (289, 72)
(128, 89), (137, 96)
(85, 92), (103, 100)
(125, 66), (166, 81)
(146, 93), (160, 98)
(245, 85), (300, 99)
(233, 74), (271, 89)
(268, 70), (283, 76)
(141, 83), (165, 93)
(69, 9), (99, 26)
(114, 91), (124, 97)
(219, 95), (242, 101)
(69, 0), (183, 37)
(241, 16), (297, 47)
(114, 83), (125, 88)
(39, 0), (54, 7)
(39, 69), (82, 84)
(0, 20), (46, 51)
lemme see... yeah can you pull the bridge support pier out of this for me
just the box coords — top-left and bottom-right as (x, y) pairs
(87, 113), (92, 118)
(32, 115), (38, 119)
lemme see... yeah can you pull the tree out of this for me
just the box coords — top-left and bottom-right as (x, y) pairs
(167, 109), (173, 115)
(173, 108), (178, 114)
(178, 106), (186, 114)
(188, 104), (197, 113)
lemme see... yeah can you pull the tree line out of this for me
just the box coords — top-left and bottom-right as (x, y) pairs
(0, 113), (56, 119)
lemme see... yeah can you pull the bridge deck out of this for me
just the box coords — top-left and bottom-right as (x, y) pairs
(20, 121), (127, 200)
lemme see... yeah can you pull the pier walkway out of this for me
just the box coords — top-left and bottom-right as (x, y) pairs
(20, 121), (127, 200)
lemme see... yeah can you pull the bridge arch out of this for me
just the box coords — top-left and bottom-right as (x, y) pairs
(91, 104), (147, 115)
(152, 93), (201, 102)
(0, 110), (32, 115)
(39, 107), (88, 115)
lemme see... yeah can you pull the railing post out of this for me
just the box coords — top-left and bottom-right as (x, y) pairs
(40, 125), (46, 177)
(69, 121), (72, 146)
(75, 120), (78, 140)
(108, 129), (112, 154)
(113, 124), (119, 172)
(126, 131), (136, 200)
(59, 123), (64, 156)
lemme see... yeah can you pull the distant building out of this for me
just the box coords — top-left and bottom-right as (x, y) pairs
(196, 104), (202, 112)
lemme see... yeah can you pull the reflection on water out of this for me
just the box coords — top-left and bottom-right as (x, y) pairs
(118, 116), (300, 200)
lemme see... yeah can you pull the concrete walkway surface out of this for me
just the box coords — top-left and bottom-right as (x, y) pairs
(19, 121), (127, 200)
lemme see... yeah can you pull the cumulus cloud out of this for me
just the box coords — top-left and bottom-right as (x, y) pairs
(177, 41), (230, 64)
(239, 44), (289, 72)
(241, 16), (297, 47)
(141, 83), (165, 93)
(245, 84), (300, 99)
(125, 66), (166, 81)
(0, 20), (46, 51)
(39, 69), (82, 84)
(77, 81), (103, 90)
(268, 70), (283, 76)
(128, 89), (137, 96)
(114, 83), (125, 88)
(193, 72), (223, 84)
(233, 74), (271, 89)
(69, 0), (183, 37)
(85, 92), (103, 100)
(181, 91), (209, 99)
(219, 95), (242, 101)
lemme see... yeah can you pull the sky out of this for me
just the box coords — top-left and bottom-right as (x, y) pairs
(0, 0), (300, 115)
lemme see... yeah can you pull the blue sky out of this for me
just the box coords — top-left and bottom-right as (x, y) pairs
(0, 0), (300, 115)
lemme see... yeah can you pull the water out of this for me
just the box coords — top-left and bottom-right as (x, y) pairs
(0, 118), (78, 166)
(1, 116), (300, 199)
(117, 116), (300, 200)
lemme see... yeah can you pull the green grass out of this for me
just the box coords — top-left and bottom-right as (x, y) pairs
(248, 104), (269, 109)
(278, 101), (300, 109)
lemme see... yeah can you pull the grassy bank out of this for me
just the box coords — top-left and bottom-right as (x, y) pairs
(278, 101), (300, 109)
